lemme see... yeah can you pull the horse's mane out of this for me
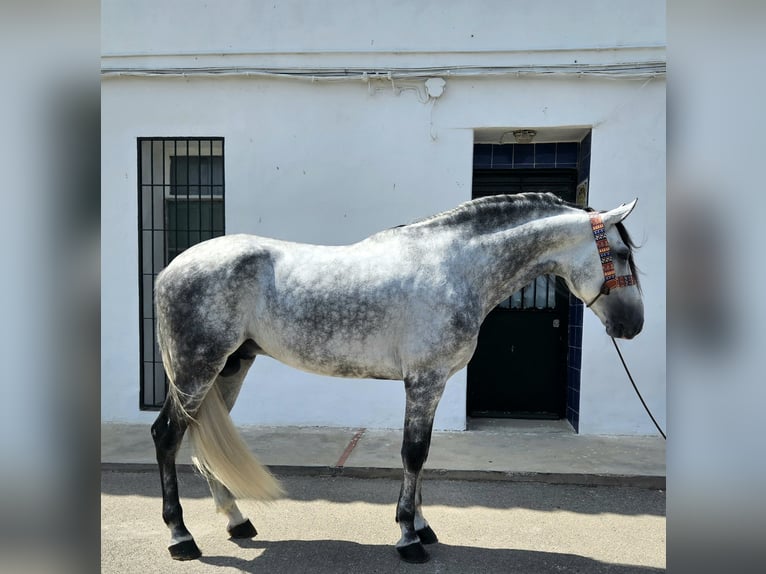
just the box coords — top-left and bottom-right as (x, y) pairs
(400, 192), (580, 231)
(393, 192), (641, 288)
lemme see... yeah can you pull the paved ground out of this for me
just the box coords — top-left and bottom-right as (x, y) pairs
(101, 470), (665, 573)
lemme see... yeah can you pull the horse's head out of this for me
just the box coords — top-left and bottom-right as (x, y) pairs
(564, 199), (644, 339)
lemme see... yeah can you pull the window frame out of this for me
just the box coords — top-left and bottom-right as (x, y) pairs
(137, 137), (225, 410)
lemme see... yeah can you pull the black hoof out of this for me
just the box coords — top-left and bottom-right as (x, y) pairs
(228, 519), (258, 539)
(417, 525), (439, 545)
(397, 541), (430, 564)
(168, 539), (202, 561)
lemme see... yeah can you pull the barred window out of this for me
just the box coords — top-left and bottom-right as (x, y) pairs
(138, 137), (225, 409)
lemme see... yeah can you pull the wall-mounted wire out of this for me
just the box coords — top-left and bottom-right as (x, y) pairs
(101, 62), (665, 81)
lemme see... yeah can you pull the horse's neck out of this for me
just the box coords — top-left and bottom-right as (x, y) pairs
(468, 212), (581, 316)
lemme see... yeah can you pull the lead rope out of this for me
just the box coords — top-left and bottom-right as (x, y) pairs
(610, 337), (666, 440)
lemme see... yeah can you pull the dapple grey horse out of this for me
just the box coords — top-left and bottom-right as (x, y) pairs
(151, 192), (643, 563)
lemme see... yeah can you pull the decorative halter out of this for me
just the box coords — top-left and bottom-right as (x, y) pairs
(585, 211), (637, 308)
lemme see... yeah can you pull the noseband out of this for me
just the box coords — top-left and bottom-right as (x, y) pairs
(585, 211), (636, 308)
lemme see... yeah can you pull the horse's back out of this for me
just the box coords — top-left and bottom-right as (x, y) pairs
(154, 230), (479, 381)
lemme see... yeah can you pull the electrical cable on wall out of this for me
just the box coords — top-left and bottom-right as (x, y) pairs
(101, 62), (665, 81)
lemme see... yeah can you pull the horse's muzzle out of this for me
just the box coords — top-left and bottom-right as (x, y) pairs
(606, 317), (644, 340)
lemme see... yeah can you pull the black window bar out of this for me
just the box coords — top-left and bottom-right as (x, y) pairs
(138, 137), (225, 409)
(496, 274), (559, 310)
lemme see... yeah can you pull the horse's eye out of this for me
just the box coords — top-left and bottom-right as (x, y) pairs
(615, 250), (630, 261)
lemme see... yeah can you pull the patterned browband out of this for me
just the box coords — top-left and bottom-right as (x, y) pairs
(586, 211), (636, 308)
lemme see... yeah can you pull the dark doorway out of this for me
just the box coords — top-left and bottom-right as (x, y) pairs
(467, 169), (578, 419)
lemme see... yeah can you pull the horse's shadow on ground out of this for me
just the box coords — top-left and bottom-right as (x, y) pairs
(198, 537), (663, 574)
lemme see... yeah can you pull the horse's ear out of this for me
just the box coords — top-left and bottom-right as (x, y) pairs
(601, 198), (638, 226)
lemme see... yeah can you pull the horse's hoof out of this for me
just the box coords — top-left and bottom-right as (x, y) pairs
(417, 525), (439, 545)
(397, 541), (430, 563)
(168, 539), (202, 561)
(228, 519), (258, 539)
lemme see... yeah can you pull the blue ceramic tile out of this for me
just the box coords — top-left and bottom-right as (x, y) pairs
(581, 131), (592, 153)
(535, 143), (556, 167)
(568, 366), (580, 381)
(571, 412), (579, 432)
(570, 383), (579, 403)
(569, 327), (582, 348)
(473, 144), (492, 168)
(568, 299), (582, 323)
(556, 142), (578, 166)
(513, 144), (534, 167)
(571, 346), (582, 366)
(492, 145), (514, 167)
(578, 161), (590, 182)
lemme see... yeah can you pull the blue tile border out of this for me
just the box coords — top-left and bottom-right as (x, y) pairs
(492, 145), (514, 167)
(473, 145), (492, 168)
(474, 142), (582, 170)
(577, 134), (592, 184)
(513, 144), (534, 167)
(535, 143), (556, 167)
(566, 294), (584, 432)
(557, 142), (579, 167)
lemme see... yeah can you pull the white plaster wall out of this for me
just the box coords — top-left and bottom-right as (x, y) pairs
(101, 0), (665, 433)
(102, 0), (664, 55)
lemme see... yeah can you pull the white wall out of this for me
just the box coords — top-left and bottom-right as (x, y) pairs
(102, 0), (664, 55)
(101, 0), (665, 433)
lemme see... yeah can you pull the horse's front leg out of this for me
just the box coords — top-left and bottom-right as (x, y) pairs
(395, 373), (447, 563)
(414, 480), (439, 544)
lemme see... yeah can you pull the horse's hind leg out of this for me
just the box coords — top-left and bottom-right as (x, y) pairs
(151, 397), (200, 560)
(151, 347), (226, 560)
(395, 372), (447, 564)
(202, 352), (259, 539)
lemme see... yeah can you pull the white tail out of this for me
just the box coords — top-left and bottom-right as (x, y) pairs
(187, 384), (284, 500)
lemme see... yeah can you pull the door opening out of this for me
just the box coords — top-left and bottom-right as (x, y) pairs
(467, 168), (577, 419)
